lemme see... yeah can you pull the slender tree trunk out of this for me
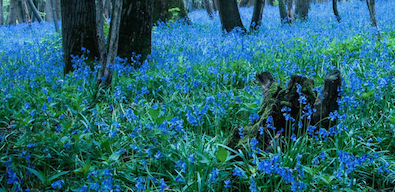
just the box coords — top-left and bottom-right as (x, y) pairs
(332, 0), (340, 22)
(51, 0), (59, 32)
(118, 0), (154, 66)
(96, 0), (123, 87)
(212, 0), (218, 11)
(287, 0), (293, 22)
(153, 0), (190, 24)
(250, 0), (264, 30)
(27, 0), (43, 22)
(55, 0), (61, 19)
(45, 0), (54, 22)
(0, 0), (3, 25)
(295, 0), (309, 20)
(279, 0), (287, 23)
(61, 0), (99, 74)
(7, 0), (17, 25)
(204, 0), (213, 18)
(366, 0), (380, 40)
(217, 0), (245, 33)
(17, 0), (26, 23)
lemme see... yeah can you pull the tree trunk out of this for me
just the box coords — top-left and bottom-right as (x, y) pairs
(153, 0), (189, 24)
(61, 0), (100, 74)
(0, 0), (4, 25)
(17, 0), (26, 23)
(45, 0), (54, 22)
(217, 0), (245, 33)
(295, 0), (309, 20)
(238, 0), (249, 7)
(287, 0), (293, 22)
(279, 0), (287, 23)
(7, 0), (17, 25)
(51, 0), (59, 32)
(366, 0), (380, 40)
(118, 0), (154, 66)
(332, 0), (340, 22)
(96, 0), (123, 87)
(27, 0), (43, 22)
(212, 0), (218, 11)
(55, 0), (61, 19)
(250, 0), (264, 30)
(204, 0), (213, 18)
(226, 70), (341, 153)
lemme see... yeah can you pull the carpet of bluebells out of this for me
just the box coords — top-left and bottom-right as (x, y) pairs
(1, 0), (395, 191)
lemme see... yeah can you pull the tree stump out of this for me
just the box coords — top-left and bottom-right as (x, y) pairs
(225, 70), (341, 153)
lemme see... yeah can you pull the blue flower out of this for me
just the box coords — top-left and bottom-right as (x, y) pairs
(238, 127), (244, 138)
(51, 180), (65, 189)
(224, 178), (231, 188)
(188, 153), (195, 163)
(232, 167), (244, 177)
(250, 138), (259, 150)
(159, 178), (167, 192)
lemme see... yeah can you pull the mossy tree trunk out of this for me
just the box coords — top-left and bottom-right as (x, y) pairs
(153, 0), (189, 24)
(226, 70), (341, 153)
(118, 0), (154, 66)
(217, 0), (245, 33)
(61, 0), (99, 75)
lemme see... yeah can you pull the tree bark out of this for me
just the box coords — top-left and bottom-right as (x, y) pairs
(332, 0), (340, 22)
(217, 0), (245, 33)
(366, 0), (380, 40)
(45, 0), (54, 22)
(238, 0), (249, 7)
(212, 0), (218, 11)
(204, 0), (213, 18)
(153, 0), (189, 24)
(27, 0), (43, 22)
(0, 0), (4, 25)
(17, 0), (26, 23)
(7, 0), (17, 25)
(287, 0), (293, 22)
(279, 0), (287, 23)
(61, 0), (100, 74)
(51, 0), (59, 33)
(226, 70), (341, 153)
(96, 0), (123, 87)
(295, 0), (309, 20)
(118, 0), (154, 66)
(250, 0), (264, 30)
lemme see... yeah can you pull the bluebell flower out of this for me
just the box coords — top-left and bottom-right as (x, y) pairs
(159, 178), (167, 192)
(224, 178), (231, 188)
(51, 180), (65, 189)
(232, 167), (244, 177)
(250, 138), (259, 150)
(208, 168), (219, 182)
(188, 153), (195, 163)
(154, 151), (163, 159)
(238, 127), (244, 138)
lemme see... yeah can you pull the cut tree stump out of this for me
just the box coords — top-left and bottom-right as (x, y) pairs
(225, 70), (341, 153)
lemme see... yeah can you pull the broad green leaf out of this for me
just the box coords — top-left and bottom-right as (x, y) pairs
(389, 117), (395, 124)
(156, 116), (167, 125)
(362, 90), (374, 98)
(24, 167), (45, 184)
(108, 153), (121, 164)
(216, 146), (228, 162)
(149, 109), (159, 120)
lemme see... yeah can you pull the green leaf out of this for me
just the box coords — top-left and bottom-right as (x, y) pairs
(83, 162), (91, 174)
(156, 116), (167, 125)
(216, 146), (228, 162)
(24, 167), (45, 184)
(47, 171), (69, 182)
(107, 152), (121, 164)
(149, 109), (159, 120)
(362, 90), (374, 98)
(390, 117), (395, 124)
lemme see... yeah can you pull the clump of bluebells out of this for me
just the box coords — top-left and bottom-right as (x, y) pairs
(1, 0), (395, 191)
